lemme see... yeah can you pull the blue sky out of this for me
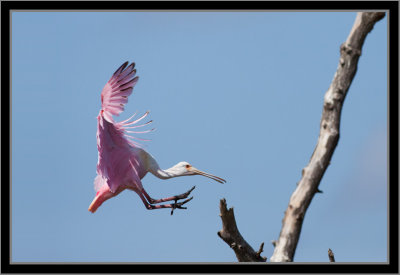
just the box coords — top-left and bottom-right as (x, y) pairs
(11, 12), (387, 262)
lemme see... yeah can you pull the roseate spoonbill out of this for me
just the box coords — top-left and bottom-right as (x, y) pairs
(89, 61), (226, 215)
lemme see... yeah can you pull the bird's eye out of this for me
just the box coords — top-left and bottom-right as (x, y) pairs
(185, 164), (190, 168)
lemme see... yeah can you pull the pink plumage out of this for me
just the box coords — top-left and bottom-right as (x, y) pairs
(89, 62), (226, 215)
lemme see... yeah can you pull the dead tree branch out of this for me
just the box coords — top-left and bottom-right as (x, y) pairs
(217, 199), (267, 262)
(328, 248), (336, 262)
(269, 12), (385, 262)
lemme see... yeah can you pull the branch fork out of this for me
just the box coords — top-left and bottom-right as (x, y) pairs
(215, 12), (385, 263)
(217, 199), (267, 262)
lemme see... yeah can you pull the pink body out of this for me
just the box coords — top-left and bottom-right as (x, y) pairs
(89, 62), (150, 213)
(89, 62), (225, 213)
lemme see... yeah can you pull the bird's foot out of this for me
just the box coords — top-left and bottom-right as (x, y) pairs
(147, 186), (196, 204)
(174, 186), (196, 200)
(170, 196), (193, 215)
(169, 186), (195, 215)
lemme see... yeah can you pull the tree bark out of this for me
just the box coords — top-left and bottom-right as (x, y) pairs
(217, 199), (267, 262)
(328, 248), (336, 262)
(269, 12), (385, 262)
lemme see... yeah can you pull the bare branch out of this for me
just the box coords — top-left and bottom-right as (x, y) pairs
(328, 248), (336, 262)
(217, 199), (267, 262)
(270, 12), (386, 262)
(256, 242), (265, 256)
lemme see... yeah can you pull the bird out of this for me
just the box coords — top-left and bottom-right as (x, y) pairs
(89, 61), (226, 215)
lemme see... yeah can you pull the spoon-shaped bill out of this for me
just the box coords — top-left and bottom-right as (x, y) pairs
(190, 167), (226, 184)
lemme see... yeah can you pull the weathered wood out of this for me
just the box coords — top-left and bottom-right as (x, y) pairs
(270, 12), (385, 262)
(217, 199), (267, 262)
(328, 248), (336, 262)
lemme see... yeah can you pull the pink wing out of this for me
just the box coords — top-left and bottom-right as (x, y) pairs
(100, 61), (139, 122)
(95, 62), (154, 193)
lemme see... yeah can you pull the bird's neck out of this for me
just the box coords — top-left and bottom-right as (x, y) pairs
(144, 151), (180, 180)
(152, 167), (177, 180)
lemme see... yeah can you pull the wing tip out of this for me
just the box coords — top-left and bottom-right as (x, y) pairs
(114, 61), (129, 75)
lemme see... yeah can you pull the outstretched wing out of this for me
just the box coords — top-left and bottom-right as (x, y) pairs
(100, 61), (139, 122)
(95, 61), (154, 193)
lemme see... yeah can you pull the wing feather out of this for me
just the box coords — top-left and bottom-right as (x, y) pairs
(100, 61), (139, 120)
(97, 62), (154, 158)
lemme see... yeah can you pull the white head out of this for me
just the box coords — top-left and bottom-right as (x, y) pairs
(171, 161), (226, 184)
